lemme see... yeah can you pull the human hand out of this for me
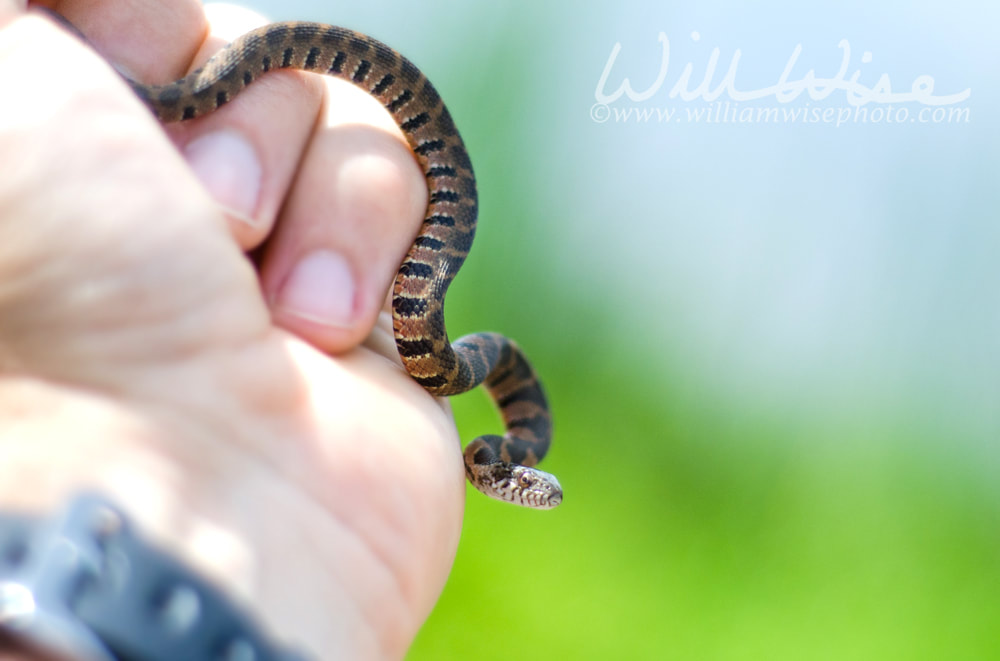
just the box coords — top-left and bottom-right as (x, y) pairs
(0, 1), (464, 658)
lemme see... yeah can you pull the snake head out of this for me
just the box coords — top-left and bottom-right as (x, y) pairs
(469, 462), (563, 509)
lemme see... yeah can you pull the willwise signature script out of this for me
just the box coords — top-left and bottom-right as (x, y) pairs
(595, 33), (971, 107)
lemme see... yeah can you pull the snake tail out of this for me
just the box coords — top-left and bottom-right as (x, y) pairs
(105, 20), (560, 508)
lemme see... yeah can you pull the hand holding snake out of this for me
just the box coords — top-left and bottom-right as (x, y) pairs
(0, 1), (557, 657)
(56, 5), (562, 509)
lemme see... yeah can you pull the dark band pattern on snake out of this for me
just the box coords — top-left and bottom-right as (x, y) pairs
(94, 20), (562, 509)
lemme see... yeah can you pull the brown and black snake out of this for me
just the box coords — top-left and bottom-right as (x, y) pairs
(60, 17), (562, 509)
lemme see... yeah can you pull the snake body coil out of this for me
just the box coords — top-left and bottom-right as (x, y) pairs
(122, 22), (561, 509)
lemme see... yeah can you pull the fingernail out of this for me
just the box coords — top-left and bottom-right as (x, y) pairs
(277, 250), (357, 328)
(183, 130), (262, 224)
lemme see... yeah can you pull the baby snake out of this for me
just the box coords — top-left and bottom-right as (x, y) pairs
(62, 16), (563, 509)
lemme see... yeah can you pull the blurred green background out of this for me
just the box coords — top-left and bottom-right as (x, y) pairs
(248, 1), (998, 657)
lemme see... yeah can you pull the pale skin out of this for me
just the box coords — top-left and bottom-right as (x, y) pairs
(0, 1), (467, 659)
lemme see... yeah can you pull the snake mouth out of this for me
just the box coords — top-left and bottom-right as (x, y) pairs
(548, 492), (563, 508)
(543, 483), (563, 509)
(521, 483), (562, 510)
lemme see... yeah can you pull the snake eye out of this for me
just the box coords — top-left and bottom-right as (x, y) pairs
(518, 473), (534, 488)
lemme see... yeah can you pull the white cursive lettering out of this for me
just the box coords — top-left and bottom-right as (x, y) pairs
(594, 33), (971, 107)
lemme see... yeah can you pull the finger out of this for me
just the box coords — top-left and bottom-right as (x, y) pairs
(159, 3), (326, 249)
(259, 74), (428, 354)
(45, 2), (319, 250)
(0, 10), (263, 376)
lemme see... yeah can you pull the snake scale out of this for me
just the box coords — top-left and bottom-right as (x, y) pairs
(69, 17), (563, 509)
